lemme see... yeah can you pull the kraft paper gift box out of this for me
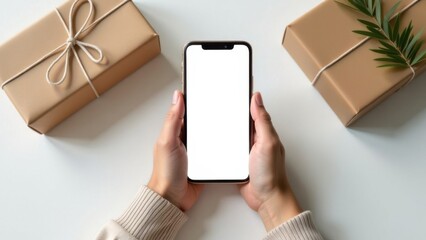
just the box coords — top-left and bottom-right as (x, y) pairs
(283, 0), (426, 126)
(0, 0), (160, 133)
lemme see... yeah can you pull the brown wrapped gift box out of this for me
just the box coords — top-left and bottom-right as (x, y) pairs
(283, 0), (426, 126)
(0, 0), (160, 133)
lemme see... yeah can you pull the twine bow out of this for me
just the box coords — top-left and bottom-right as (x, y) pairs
(47, 0), (103, 97)
(1, 0), (131, 98)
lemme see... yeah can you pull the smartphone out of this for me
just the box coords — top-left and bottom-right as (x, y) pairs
(183, 41), (253, 183)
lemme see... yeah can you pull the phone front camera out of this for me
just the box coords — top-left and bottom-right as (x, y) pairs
(224, 45), (228, 49)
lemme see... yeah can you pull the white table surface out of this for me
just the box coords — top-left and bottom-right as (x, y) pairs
(1, 0), (426, 239)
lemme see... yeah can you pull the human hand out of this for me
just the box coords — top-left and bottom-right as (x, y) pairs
(147, 90), (203, 211)
(240, 92), (301, 231)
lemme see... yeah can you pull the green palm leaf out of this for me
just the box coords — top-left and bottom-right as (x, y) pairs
(336, 0), (426, 69)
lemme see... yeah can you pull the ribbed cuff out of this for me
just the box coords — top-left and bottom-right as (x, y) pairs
(115, 186), (188, 240)
(264, 211), (324, 240)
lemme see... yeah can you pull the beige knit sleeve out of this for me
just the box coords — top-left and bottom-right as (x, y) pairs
(96, 186), (188, 240)
(263, 211), (324, 240)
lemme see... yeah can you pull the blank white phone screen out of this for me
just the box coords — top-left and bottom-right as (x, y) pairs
(186, 44), (250, 181)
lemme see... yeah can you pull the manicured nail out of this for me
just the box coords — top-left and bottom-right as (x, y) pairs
(256, 93), (264, 106)
(172, 90), (179, 105)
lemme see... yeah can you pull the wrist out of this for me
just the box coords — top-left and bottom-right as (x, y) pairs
(258, 189), (302, 232)
(147, 180), (181, 209)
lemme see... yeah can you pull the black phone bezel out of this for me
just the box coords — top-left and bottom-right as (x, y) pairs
(183, 41), (253, 183)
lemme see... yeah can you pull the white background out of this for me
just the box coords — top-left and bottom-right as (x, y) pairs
(186, 44), (250, 181)
(1, 0), (426, 239)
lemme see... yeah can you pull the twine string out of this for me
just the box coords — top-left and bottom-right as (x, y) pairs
(1, 0), (130, 98)
(311, 0), (420, 86)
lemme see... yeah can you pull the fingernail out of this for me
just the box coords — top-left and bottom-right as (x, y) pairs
(172, 90), (179, 105)
(255, 93), (264, 106)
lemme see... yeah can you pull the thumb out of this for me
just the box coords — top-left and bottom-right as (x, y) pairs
(159, 90), (185, 145)
(250, 92), (278, 141)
